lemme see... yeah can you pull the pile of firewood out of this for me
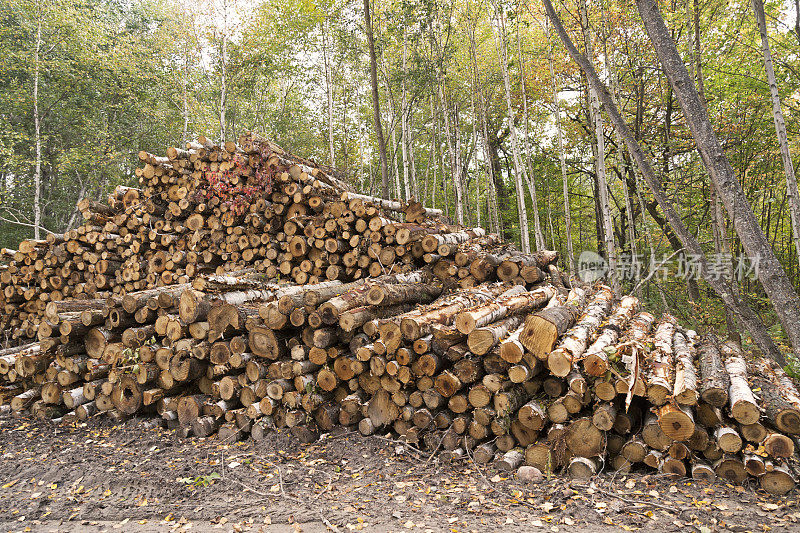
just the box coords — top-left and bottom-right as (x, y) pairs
(1, 134), (798, 496)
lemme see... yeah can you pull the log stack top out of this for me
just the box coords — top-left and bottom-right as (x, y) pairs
(1, 133), (799, 498)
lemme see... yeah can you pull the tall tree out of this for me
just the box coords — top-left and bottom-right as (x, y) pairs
(363, 0), (389, 198)
(635, 0), (800, 358)
(542, 0), (787, 364)
(545, 17), (575, 274)
(322, 16), (336, 167)
(752, 0), (800, 266)
(515, 12), (545, 251)
(218, 0), (230, 141)
(578, 0), (618, 290)
(32, 0), (42, 239)
(492, 2), (531, 252)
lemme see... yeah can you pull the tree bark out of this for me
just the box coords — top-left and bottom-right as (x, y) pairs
(219, 0), (228, 142)
(322, 17), (336, 168)
(493, 8), (530, 253)
(33, 5), (42, 240)
(545, 19), (575, 274)
(578, 0), (617, 291)
(364, 0), (389, 199)
(468, 15), (501, 236)
(752, 0), (800, 266)
(515, 18), (545, 251)
(401, 28), (411, 201)
(634, 0), (800, 361)
(542, 0), (786, 365)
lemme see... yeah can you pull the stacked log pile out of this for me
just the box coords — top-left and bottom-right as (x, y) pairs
(1, 134), (799, 496)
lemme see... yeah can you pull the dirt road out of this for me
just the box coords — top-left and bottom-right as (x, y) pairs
(0, 414), (795, 532)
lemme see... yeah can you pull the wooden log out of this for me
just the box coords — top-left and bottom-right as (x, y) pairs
(467, 315), (524, 356)
(657, 403), (695, 441)
(519, 287), (586, 359)
(565, 417), (605, 458)
(698, 335), (729, 407)
(672, 331), (699, 405)
(645, 314), (678, 406)
(454, 285), (554, 335)
(722, 341), (760, 425)
(582, 295), (639, 376)
(547, 286), (615, 377)
(760, 462), (796, 495)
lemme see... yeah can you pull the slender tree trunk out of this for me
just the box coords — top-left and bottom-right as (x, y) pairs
(692, 0), (705, 103)
(468, 9), (500, 236)
(390, 107), (402, 200)
(410, 112), (418, 199)
(546, 19), (575, 273)
(182, 55), (189, 145)
(401, 29), (411, 201)
(219, 0), (228, 142)
(635, 0), (800, 360)
(542, 0), (787, 365)
(753, 0), (800, 266)
(690, 0), (736, 329)
(364, 0), (389, 198)
(470, 91), (481, 228)
(516, 18), (545, 250)
(322, 17), (336, 167)
(439, 80), (464, 224)
(493, 8), (530, 253)
(33, 9), (42, 240)
(795, 0), (800, 46)
(579, 0), (618, 290)
(600, 8), (639, 282)
(429, 96), (437, 207)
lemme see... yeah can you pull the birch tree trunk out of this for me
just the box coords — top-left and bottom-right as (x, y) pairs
(219, 0), (228, 142)
(401, 29), (411, 201)
(182, 55), (189, 145)
(364, 0), (390, 199)
(600, 8), (639, 282)
(33, 6), (42, 240)
(516, 18), (545, 251)
(546, 18), (575, 273)
(410, 113), (418, 199)
(468, 9), (501, 236)
(322, 17), (336, 167)
(470, 91), (481, 228)
(752, 0), (800, 266)
(439, 78), (464, 224)
(493, 8), (530, 253)
(429, 96), (437, 207)
(635, 0), (800, 360)
(579, 0), (618, 290)
(542, 0), (787, 365)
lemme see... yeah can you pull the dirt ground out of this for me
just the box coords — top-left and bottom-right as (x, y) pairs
(0, 414), (797, 533)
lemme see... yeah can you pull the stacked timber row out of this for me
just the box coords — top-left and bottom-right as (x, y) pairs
(0, 131), (501, 343)
(0, 135), (798, 496)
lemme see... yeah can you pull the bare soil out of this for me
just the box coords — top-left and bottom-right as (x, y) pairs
(0, 414), (797, 533)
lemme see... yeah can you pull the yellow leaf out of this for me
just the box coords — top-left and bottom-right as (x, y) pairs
(2, 480), (18, 489)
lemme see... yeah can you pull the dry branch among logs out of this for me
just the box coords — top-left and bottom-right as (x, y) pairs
(1, 134), (799, 496)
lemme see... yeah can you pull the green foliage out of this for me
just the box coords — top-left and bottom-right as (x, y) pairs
(0, 0), (799, 344)
(177, 472), (222, 488)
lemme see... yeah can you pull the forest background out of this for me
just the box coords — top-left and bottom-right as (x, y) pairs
(1, 0), (799, 363)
